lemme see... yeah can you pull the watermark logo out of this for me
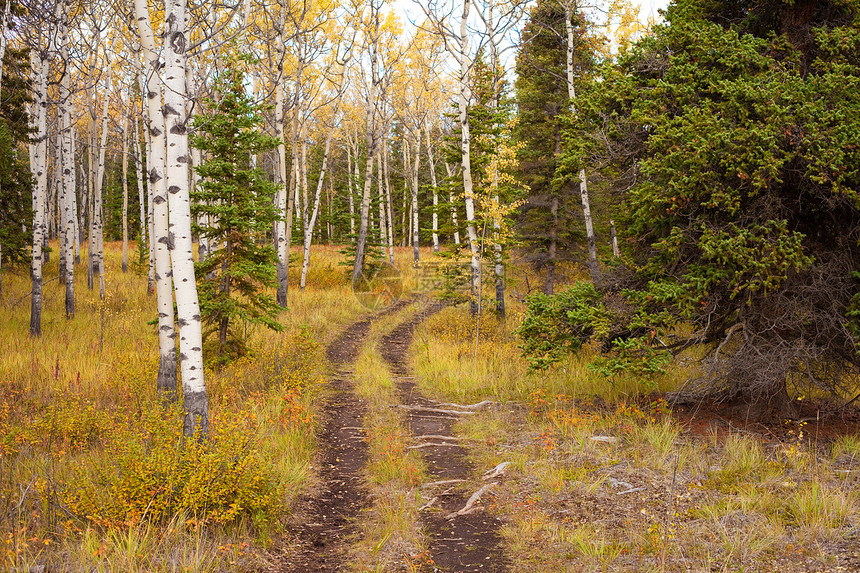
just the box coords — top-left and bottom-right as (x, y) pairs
(353, 263), (404, 310)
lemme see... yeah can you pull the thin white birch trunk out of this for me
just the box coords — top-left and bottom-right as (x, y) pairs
(133, 112), (148, 275)
(135, 0), (177, 397)
(458, 0), (480, 315)
(299, 111), (338, 290)
(445, 161), (460, 244)
(59, 2), (76, 318)
(122, 114), (129, 272)
(351, 4), (380, 284)
(383, 143), (394, 263)
(426, 124), (439, 252)
(565, 1), (599, 282)
(347, 143), (355, 239)
(163, 0), (207, 436)
(274, 7), (288, 307)
(29, 48), (49, 336)
(94, 39), (116, 298)
(411, 134), (421, 262)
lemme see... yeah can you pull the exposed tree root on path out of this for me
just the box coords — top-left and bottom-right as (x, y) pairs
(380, 303), (508, 572)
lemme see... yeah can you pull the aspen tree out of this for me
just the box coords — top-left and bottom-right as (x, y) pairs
(29, 46), (50, 336)
(58, 0), (76, 319)
(134, 0), (177, 397)
(273, 2), (289, 307)
(351, 0), (382, 284)
(121, 113), (129, 273)
(163, 0), (208, 436)
(563, 0), (599, 282)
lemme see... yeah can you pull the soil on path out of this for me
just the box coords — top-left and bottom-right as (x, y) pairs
(277, 303), (404, 572)
(380, 304), (507, 573)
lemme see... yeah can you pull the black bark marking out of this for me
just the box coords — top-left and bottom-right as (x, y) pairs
(168, 185), (180, 195)
(170, 31), (186, 54)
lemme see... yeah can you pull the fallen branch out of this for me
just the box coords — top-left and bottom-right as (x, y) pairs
(418, 497), (438, 512)
(407, 442), (462, 450)
(432, 399), (496, 410)
(396, 405), (477, 416)
(413, 434), (462, 441)
(445, 482), (497, 519)
(483, 461), (510, 480)
(422, 479), (465, 488)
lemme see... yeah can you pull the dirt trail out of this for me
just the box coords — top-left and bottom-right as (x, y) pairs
(278, 303), (404, 572)
(380, 304), (507, 573)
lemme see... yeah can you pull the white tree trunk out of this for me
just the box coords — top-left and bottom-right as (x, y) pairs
(565, 2), (599, 282)
(122, 114), (129, 273)
(59, 3), (76, 319)
(29, 48), (49, 336)
(351, 3), (380, 284)
(458, 0), (480, 315)
(133, 111), (149, 280)
(426, 125), (439, 252)
(94, 42), (115, 299)
(411, 133), (421, 262)
(445, 162), (461, 244)
(300, 106), (338, 290)
(274, 10), (289, 307)
(383, 143), (394, 264)
(135, 0), (178, 397)
(163, 0), (207, 436)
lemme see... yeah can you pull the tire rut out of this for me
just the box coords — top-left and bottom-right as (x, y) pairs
(380, 304), (508, 573)
(276, 301), (407, 572)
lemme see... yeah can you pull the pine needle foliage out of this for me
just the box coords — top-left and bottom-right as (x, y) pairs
(191, 61), (283, 363)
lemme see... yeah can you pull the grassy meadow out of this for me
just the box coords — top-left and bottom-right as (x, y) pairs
(409, 302), (860, 572)
(0, 241), (380, 572)
(1, 242), (858, 572)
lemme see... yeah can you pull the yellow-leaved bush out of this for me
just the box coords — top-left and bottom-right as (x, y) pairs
(61, 330), (325, 530)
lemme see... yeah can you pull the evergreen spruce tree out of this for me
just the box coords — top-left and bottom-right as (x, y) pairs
(513, 0), (595, 294)
(191, 61), (282, 362)
(522, 0), (860, 417)
(0, 44), (33, 269)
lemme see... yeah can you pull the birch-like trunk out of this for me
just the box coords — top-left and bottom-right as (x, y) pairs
(300, 109), (338, 290)
(426, 125), (439, 252)
(274, 9), (288, 307)
(458, 0), (480, 316)
(163, 0), (207, 436)
(135, 0), (177, 397)
(351, 5), (380, 284)
(122, 115), (129, 272)
(383, 143), (394, 263)
(445, 162), (460, 244)
(29, 48), (49, 336)
(376, 149), (386, 258)
(94, 43), (115, 298)
(346, 144), (355, 239)
(59, 3), (76, 318)
(565, 1), (599, 282)
(610, 219), (620, 257)
(411, 134), (420, 263)
(133, 112), (149, 277)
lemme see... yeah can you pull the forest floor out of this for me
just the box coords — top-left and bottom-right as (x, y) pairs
(3, 244), (860, 573)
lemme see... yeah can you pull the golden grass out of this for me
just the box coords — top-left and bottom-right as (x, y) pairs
(408, 294), (860, 573)
(0, 241), (371, 572)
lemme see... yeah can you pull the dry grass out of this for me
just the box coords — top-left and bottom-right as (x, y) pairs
(0, 241), (364, 572)
(409, 299), (860, 572)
